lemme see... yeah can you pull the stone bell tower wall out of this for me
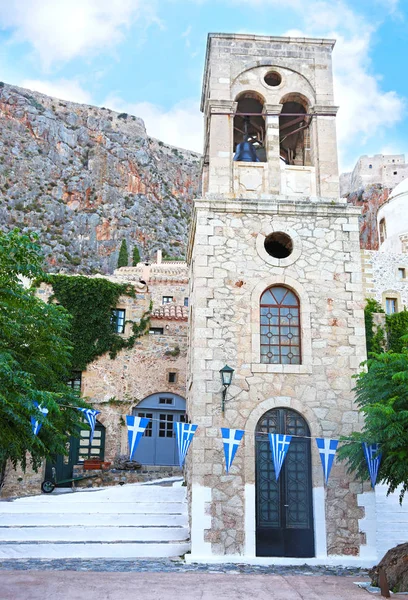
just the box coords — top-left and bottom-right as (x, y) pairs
(201, 34), (339, 199)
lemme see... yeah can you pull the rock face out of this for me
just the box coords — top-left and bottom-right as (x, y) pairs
(346, 184), (390, 250)
(369, 543), (408, 592)
(0, 82), (201, 273)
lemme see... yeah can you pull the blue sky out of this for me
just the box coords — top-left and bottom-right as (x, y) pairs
(0, 0), (407, 171)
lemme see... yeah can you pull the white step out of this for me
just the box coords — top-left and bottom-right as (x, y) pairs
(0, 480), (190, 559)
(0, 526), (189, 542)
(9, 486), (186, 503)
(0, 502), (186, 514)
(0, 541), (190, 559)
(0, 513), (186, 527)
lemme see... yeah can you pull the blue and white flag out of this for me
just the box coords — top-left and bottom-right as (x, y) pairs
(221, 428), (244, 473)
(31, 402), (49, 436)
(269, 433), (292, 480)
(363, 442), (382, 488)
(76, 408), (101, 444)
(174, 422), (197, 467)
(126, 415), (150, 460)
(316, 438), (338, 484)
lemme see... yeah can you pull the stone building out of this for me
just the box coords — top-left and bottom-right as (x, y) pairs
(1, 254), (189, 498)
(362, 178), (408, 313)
(186, 33), (373, 565)
(340, 154), (408, 198)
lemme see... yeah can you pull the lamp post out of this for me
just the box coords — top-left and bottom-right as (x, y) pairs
(220, 365), (234, 413)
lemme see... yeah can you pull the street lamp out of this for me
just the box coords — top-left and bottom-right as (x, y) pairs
(220, 365), (234, 413)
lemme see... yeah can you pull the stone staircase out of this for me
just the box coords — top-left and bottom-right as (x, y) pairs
(0, 479), (190, 559)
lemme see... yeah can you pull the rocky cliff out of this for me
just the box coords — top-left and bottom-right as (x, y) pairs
(0, 83), (201, 273)
(346, 184), (390, 250)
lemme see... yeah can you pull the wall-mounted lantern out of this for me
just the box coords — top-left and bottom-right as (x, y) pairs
(220, 365), (234, 413)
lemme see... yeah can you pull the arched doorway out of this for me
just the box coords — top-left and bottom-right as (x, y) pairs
(255, 407), (314, 557)
(132, 392), (186, 466)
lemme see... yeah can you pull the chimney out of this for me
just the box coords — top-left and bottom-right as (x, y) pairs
(157, 250), (162, 265)
(142, 262), (151, 282)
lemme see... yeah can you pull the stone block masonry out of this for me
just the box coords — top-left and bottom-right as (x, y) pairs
(187, 194), (368, 560)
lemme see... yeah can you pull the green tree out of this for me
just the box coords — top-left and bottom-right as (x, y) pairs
(0, 230), (89, 485)
(338, 344), (408, 502)
(117, 239), (129, 268)
(132, 245), (140, 266)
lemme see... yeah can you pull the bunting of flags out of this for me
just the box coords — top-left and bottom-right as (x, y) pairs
(316, 438), (339, 484)
(269, 433), (292, 481)
(76, 408), (101, 444)
(174, 422), (197, 467)
(31, 403), (49, 436)
(362, 443), (382, 488)
(126, 415), (150, 460)
(221, 428), (244, 473)
(27, 403), (382, 489)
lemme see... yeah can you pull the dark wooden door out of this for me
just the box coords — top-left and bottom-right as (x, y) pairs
(256, 408), (314, 557)
(44, 437), (77, 486)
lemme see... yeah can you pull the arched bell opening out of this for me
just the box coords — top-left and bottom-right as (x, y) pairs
(255, 407), (315, 557)
(233, 91), (266, 162)
(279, 93), (312, 166)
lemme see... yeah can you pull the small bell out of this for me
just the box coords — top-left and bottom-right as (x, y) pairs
(233, 117), (260, 163)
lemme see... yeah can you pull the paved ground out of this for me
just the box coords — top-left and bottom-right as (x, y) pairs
(0, 570), (377, 600)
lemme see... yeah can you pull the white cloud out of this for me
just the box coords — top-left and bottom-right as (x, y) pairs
(0, 0), (157, 69)
(20, 78), (92, 104)
(224, 0), (406, 169)
(104, 95), (203, 152)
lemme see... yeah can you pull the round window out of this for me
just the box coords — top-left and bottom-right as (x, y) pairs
(264, 232), (293, 259)
(264, 71), (282, 87)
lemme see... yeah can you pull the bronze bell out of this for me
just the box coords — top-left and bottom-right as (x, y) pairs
(234, 137), (260, 162)
(233, 116), (260, 162)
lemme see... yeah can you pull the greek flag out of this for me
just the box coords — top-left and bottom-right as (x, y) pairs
(316, 438), (338, 484)
(221, 428), (244, 473)
(269, 433), (292, 481)
(31, 402), (49, 436)
(126, 415), (150, 460)
(363, 442), (382, 488)
(174, 422), (197, 467)
(76, 408), (101, 444)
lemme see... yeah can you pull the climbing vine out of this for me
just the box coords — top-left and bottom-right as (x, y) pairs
(386, 309), (408, 354)
(36, 275), (151, 371)
(364, 298), (385, 355)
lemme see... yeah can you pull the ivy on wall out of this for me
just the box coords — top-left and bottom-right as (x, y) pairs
(364, 298), (385, 355)
(37, 275), (151, 371)
(386, 309), (408, 354)
(364, 298), (408, 355)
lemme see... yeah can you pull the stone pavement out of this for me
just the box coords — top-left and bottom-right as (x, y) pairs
(0, 570), (377, 600)
(0, 560), (392, 600)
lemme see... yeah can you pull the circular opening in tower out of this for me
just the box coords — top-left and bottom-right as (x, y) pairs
(264, 232), (293, 259)
(264, 71), (282, 87)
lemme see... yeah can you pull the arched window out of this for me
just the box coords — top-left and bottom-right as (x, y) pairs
(233, 91), (266, 162)
(379, 218), (387, 245)
(260, 286), (301, 364)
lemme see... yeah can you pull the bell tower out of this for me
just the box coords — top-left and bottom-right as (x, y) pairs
(201, 33), (339, 198)
(187, 34), (369, 564)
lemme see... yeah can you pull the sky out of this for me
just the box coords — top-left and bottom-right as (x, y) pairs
(0, 0), (407, 172)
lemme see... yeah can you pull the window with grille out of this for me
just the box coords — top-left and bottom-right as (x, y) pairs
(149, 327), (164, 335)
(77, 424), (105, 462)
(386, 298), (397, 315)
(162, 296), (173, 304)
(159, 397), (174, 405)
(111, 309), (126, 334)
(260, 286), (301, 365)
(137, 412), (153, 437)
(67, 371), (82, 394)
